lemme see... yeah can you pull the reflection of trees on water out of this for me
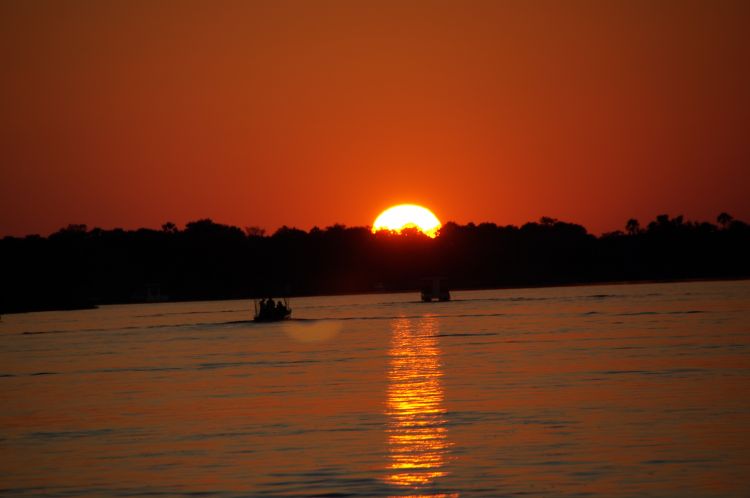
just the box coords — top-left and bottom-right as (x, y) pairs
(386, 316), (450, 489)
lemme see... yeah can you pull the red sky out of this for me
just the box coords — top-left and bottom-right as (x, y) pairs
(1, 0), (749, 236)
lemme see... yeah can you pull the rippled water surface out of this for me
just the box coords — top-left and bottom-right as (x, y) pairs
(2, 280), (750, 497)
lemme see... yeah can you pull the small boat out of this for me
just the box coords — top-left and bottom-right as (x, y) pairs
(253, 297), (292, 322)
(420, 277), (451, 302)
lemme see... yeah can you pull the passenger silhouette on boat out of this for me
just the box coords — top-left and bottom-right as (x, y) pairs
(264, 298), (275, 314)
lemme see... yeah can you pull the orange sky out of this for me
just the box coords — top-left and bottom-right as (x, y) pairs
(1, 0), (749, 236)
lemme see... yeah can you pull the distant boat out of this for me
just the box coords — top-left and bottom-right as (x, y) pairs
(420, 277), (451, 302)
(253, 297), (292, 322)
(131, 283), (169, 303)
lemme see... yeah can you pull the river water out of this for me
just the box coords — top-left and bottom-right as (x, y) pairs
(1, 280), (749, 497)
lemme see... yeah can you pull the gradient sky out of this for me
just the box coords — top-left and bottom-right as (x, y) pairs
(1, 0), (749, 236)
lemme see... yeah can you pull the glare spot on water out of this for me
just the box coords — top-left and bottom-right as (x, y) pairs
(282, 320), (343, 343)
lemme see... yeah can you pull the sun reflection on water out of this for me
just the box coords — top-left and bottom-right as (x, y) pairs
(385, 316), (452, 491)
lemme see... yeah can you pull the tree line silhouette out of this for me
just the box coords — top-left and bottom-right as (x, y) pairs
(1, 213), (748, 313)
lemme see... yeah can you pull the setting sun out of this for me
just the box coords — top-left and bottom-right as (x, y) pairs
(372, 204), (442, 238)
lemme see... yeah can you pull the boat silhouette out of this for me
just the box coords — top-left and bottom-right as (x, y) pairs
(253, 297), (292, 322)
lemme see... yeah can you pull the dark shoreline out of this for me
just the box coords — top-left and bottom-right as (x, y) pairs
(5, 275), (748, 315)
(3, 216), (748, 315)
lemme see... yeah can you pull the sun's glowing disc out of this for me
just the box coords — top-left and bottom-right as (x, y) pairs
(372, 204), (442, 238)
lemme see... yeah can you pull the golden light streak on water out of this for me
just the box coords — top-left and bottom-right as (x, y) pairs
(385, 316), (452, 490)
